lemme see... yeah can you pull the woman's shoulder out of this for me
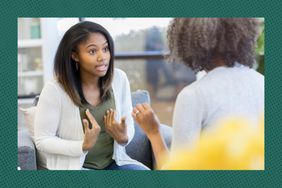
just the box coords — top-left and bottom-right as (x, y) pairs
(114, 68), (127, 79)
(176, 80), (204, 105)
(177, 83), (197, 98)
(42, 78), (63, 94)
(44, 78), (59, 88)
(113, 68), (128, 85)
(112, 68), (130, 95)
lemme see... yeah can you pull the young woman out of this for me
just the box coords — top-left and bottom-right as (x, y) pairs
(34, 21), (148, 170)
(132, 18), (264, 169)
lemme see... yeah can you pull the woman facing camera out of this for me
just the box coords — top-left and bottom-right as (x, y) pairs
(132, 18), (264, 169)
(34, 21), (148, 170)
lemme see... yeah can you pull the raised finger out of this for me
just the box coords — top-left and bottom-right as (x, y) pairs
(132, 109), (141, 120)
(142, 103), (151, 111)
(83, 119), (89, 132)
(120, 116), (126, 129)
(108, 109), (112, 125)
(103, 115), (107, 126)
(106, 109), (110, 125)
(133, 108), (139, 114)
(131, 111), (137, 120)
(113, 110), (117, 123)
(86, 109), (98, 128)
(135, 103), (145, 113)
(110, 109), (115, 124)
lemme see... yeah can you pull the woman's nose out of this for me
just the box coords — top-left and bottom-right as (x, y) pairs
(97, 51), (105, 61)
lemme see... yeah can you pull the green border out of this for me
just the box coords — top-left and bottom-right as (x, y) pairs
(1, 0), (281, 187)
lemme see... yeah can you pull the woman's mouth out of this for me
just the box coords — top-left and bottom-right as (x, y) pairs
(95, 64), (108, 72)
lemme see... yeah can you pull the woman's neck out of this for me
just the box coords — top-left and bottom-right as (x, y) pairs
(80, 73), (101, 106)
(205, 57), (226, 72)
(80, 72), (99, 90)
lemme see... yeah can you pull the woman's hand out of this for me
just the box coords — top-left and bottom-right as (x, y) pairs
(104, 109), (128, 145)
(132, 103), (161, 139)
(132, 104), (168, 169)
(82, 109), (101, 151)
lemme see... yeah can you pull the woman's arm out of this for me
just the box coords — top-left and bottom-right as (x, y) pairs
(132, 103), (169, 169)
(147, 130), (169, 169)
(34, 82), (85, 157)
(132, 87), (204, 169)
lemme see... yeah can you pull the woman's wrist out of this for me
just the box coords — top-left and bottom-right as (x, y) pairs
(147, 129), (161, 141)
(82, 142), (90, 151)
(116, 135), (128, 145)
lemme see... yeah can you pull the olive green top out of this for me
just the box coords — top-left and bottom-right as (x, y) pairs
(80, 90), (115, 169)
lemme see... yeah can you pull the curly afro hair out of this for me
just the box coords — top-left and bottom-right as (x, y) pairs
(167, 18), (260, 72)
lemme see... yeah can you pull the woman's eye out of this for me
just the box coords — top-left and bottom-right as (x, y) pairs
(89, 49), (96, 55)
(103, 47), (109, 52)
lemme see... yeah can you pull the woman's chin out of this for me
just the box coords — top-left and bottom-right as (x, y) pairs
(94, 70), (108, 77)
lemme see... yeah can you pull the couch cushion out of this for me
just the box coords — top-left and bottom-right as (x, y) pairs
(19, 107), (36, 141)
(19, 107), (47, 169)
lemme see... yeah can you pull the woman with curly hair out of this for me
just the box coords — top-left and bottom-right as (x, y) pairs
(132, 18), (264, 169)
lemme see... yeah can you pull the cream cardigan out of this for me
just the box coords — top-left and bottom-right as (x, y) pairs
(34, 69), (147, 170)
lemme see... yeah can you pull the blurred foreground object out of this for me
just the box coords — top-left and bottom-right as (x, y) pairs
(163, 117), (264, 170)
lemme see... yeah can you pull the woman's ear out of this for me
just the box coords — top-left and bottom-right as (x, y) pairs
(71, 52), (79, 62)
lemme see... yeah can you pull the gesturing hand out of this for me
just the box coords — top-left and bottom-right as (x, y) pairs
(104, 109), (128, 145)
(132, 104), (168, 170)
(132, 103), (161, 139)
(82, 109), (101, 151)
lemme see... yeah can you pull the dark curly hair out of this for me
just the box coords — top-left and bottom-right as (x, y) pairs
(167, 18), (260, 72)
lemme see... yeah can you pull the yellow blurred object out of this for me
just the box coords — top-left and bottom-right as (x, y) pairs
(163, 117), (264, 170)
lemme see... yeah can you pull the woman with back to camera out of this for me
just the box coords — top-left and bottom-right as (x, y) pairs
(132, 18), (264, 169)
(34, 21), (149, 170)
